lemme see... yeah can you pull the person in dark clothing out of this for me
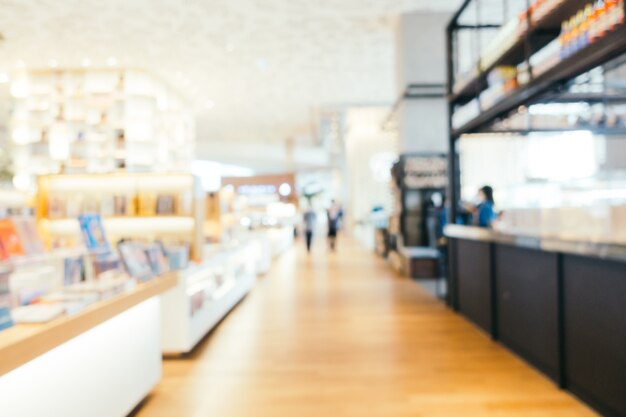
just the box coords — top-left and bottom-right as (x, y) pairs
(326, 200), (343, 251)
(303, 207), (316, 253)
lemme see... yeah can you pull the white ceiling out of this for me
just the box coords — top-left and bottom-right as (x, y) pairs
(0, 0), (459, 146)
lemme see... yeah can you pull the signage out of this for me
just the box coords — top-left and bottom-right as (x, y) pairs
(402, 155), (448, 189)
(236, 184), (277, 195)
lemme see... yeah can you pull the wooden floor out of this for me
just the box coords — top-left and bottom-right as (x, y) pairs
(136, 238), (597, 417)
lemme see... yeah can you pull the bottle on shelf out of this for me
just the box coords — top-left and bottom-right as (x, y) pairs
(595, 0), (608, 38)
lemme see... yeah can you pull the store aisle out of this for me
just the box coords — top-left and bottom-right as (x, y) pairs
(135, 239), (596, 417)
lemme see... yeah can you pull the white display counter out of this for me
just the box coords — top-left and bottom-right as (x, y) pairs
(0, 275), (176, 417)
(266, 226), (294, 257)
(160, 242), (258, 354)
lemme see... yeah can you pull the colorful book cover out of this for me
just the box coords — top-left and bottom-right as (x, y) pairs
(78, 214), (110, 254)
(0, 239), (8, 261)
(113, 195), (127, 216)
(47, 196), (67, 218)
(64, 256), (86, 286)
(0, 218), (25, 258)
(138, 192), (157, 216)
(145, 243), (169, 275)
(156, 194), (176, 215)
(0, 306), (13, 332)
(118, 242), (154, 281)
(11, 217), (45, 256)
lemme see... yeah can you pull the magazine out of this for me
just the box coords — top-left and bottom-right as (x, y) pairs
(11, 217), (45, 256)
(78, 214), (110, 254)
(118, 241), (154, 281)
(145, 243), (169, 276)
(0, 218), (25, 258)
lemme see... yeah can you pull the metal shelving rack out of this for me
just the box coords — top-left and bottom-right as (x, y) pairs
(446, 0), (626, 223)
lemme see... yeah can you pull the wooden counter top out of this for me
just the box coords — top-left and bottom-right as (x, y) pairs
(0, 273), (178, 377)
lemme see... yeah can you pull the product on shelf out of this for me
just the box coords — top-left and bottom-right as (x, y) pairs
(10, 303), (65, 323)
(560, 0), (625, 59)
(530, 38), (561, 77)
(0, 219), (25, 259)
(531, 0), (567, 24)
(63, 255), (86, 286)
(145, 242), (169, 275)
(156, 194), (176, 215)
(78, 214), (110, 254)
(452, 99), (481, 129)
(11, 217), (45, 256)
(479, 66), (519, 110)
(137, 192), (158, 216)
(164, 243), (190, 270)
(0, 264), (13, 332)
(118, 241), (155, 281)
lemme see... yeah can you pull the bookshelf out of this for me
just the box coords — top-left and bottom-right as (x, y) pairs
(36, 173), (205, 260)
(8, 68), (194, 190)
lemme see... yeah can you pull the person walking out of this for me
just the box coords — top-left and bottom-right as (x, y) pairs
(303, 206), (317, 253)
(326, 200), (343, 251)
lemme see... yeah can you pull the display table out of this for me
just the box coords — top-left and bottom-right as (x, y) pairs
(266, 226), (294, 257)
(0, 274), (177, 417)
(160, 242), (258, 354)
(445, 225), (626, 417)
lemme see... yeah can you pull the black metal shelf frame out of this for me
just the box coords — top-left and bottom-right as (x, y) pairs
(446, 0), (626, 222)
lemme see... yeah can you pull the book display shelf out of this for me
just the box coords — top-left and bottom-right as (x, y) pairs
(36, 172), (205, 261)
(0, 191), (184, 416)
(8, 68), (194, 190)
(446, 2), (626, 416)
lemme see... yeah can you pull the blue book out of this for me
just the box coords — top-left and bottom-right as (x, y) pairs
(78, 214), (110, 254)
(0, 307), (13, 332)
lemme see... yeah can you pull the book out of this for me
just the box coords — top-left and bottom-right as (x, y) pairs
(0, 264), (13, 331)
(176, 191), (193, 216)
(156, 194), (176, 215)
(65, 195), (84, 218)
(47, 196), (66, 218)
(11, 303), (64, 323)
(0, 307), (13, 332)
(137, 192), (157, 216)
(64, 255), (86, 286)
(113, 195), (127, 215)
(78, 214), (110, 254)
(164, 242), (189, 270)
(82, 195), (100, 214)
(11, 217), (45, 256)
(145, 243), (169, 275)
(118, 241), (154, 281)
(0, 218), (25, 258)
(100, 196), (115, 217)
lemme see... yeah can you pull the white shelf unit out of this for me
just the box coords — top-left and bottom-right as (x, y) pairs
(8, 68), (194, 189)
(160, 241), (259, 354)
(0, 296), (163, 417)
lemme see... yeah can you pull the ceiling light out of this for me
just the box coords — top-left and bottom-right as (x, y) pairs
(278, 183), (292, 197)
(48, 59), (58, 68)
(0, 73), (9, 84)
(106, 57), (117, 67)
(81, 58), (91, 67)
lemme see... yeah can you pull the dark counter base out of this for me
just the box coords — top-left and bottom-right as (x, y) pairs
(496, 245), (560, 382)
(448, 238), (626, 417)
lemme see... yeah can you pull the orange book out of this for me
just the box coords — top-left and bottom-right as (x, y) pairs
(0, 219), (25, 258)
